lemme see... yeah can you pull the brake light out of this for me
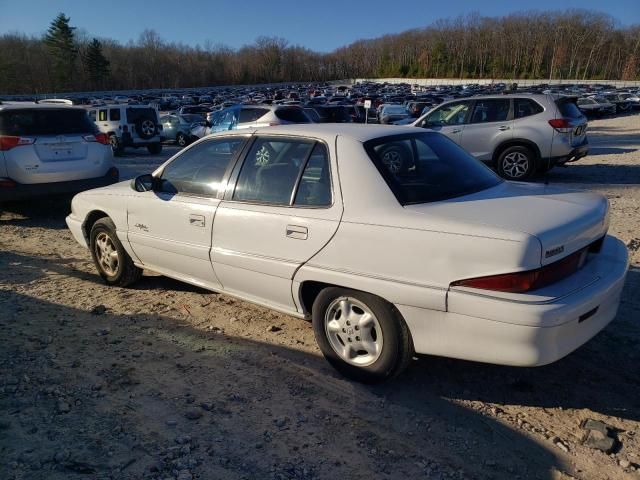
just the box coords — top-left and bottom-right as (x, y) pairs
(548, 118), (571, 131)
(0, 136), (35, 151)
(451, 247), (589, 293)
(83, 133), (110, 145)
(0, 178), (17, 188)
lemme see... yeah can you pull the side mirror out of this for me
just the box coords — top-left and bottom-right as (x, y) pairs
(131, 173), (155, 192)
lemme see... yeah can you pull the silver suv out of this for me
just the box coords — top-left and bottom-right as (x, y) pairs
(411, 94), (588, 180)
(0, 104), (117, 201)
(88, 104), (163, 156)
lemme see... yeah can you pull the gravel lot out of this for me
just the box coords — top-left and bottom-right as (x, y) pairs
(1, 115), (639, 480)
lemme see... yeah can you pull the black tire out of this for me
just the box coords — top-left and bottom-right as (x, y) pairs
(378, 143), (411, 175)
(90, 217), (142, 287)
(136, 118), (157, 140)
(147, 143), (162, 155)
(109, 134), (124, 156)
(312, 287), (413, 383)
(176, 132), (188, 147)
(497, 145), (536, 181)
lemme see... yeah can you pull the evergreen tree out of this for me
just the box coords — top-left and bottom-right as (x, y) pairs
(44, 13), (77, 90)
(85, 38), (110, 88)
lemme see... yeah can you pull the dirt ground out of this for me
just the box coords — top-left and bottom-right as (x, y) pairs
(1, 114), (639, 480)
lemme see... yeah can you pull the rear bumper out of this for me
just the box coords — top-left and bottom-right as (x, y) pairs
(552, 140), (589, 166)
(0, 169), (119, 202)
(399, 235), (629, 366)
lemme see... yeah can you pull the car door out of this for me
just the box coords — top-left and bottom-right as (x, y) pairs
(417, 100), (471, 145)
(459, 98), (513, 161)
(127, 135), (249, 290)
(211, 135), (342, 313)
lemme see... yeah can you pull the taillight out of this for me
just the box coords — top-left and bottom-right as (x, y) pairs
(0, 136), (35, 151)
(452, 247), (589, 293)
(0, 178), (17, 188)
(83, 133), (110, 145)
(548, 118), (572, 132)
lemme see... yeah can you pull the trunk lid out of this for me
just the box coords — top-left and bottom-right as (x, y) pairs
(404, 182), (608, 266)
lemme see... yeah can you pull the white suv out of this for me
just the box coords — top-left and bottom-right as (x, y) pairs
(0, 104), (117, 201)
(88, 105), (163, 156)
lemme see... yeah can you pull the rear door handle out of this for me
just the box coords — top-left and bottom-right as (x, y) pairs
(498, 125), (511, 131)
(286, 225), (308, 240)
(451, 128), (461, 134)
(189, 214), (205, 227)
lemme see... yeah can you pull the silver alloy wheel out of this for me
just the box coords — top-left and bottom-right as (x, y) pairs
(94, 232), (119, 276)
(177, 133), (186, 146)
(255, 146), (270, 165)
(381, 149), (402, 174)
(141, 119), (155, 137)
(324, 296), (383, 367)
(502, 151), (530, 178)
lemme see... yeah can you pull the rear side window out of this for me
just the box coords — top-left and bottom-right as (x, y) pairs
(556, 100), (584, 119)
(514, 98), (544, 119)
(233, 137), (316, 205)
(159, 137), (246, 196)
(470, 99), (510, 123)
(275, 107), (311, 123)
(109, 109), (121, 121)
(294, 143), (331, 206)
(364, 133), (502, 205)
(239, 108), (269, 123)
(0, 108), (97, 136)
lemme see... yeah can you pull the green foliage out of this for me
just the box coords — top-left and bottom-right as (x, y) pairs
(84, 38), (110, 87)
(44, 13), (77, 91)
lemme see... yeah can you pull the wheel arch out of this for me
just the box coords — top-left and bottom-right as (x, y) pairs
(81, 210), (110, 244)
(492, 139), (541, 167)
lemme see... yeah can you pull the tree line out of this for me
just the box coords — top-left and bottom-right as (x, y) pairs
(0, 10), (638, 95)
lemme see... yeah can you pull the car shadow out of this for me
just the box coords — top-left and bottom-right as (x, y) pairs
(588, 147), (637, 156)
(0, 287), (570, 480)
(379, 266), (640, 423)
(540, 164), (640, 186)
(0, 195), (73, 230)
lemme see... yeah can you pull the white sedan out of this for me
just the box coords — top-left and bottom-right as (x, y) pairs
(66, 124), (629, 382)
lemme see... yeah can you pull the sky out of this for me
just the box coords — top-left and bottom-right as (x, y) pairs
(0, 0), (638, 52)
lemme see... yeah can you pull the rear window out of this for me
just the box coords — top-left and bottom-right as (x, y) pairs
(556, 99), (584, 119)
(239, 108), (269, 123)
(274, 107), (310, 123)
(364, 133), (502, 205)
(125, 107), (157, 124)
(0, 108), (97, 136)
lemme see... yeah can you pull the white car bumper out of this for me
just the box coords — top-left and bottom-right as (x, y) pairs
(399, 235), (629, 366)
(66, 214), (88, 249)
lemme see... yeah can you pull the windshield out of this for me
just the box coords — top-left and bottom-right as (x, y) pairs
(364, 132), (502, 205)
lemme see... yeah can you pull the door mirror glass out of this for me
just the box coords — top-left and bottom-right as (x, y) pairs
(132, 173), (155, 192)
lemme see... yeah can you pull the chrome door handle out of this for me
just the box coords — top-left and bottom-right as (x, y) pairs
(451, 129), (461, 134)
(189, 214), (205, 227)
(498, 125), (511, 131)
(286, 225), (308, 240)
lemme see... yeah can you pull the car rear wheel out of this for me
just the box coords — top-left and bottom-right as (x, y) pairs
(90, 217), (142, 287)
(312, 287), (413, 383)
(497, 146), (536, 180)
(176, 132), (188, 147)
(147, 143), (162, 155)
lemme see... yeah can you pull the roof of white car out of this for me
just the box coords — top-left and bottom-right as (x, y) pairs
(0, 103), (85, 111)
(241, 123), (418, 142)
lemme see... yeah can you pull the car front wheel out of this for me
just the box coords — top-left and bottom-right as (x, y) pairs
(312, 287), (413, 383)
(497, 146), (536, 180)
(90, 217), (142, 287)
(176, 132), (188, 147)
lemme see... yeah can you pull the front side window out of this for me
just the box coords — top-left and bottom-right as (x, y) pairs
(233, 137), (320, 205)
(425, 101), (470, 126)
(364, 133), (502, 205)
(470, 99), (510, 123)
(159, 137), (247, 196)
